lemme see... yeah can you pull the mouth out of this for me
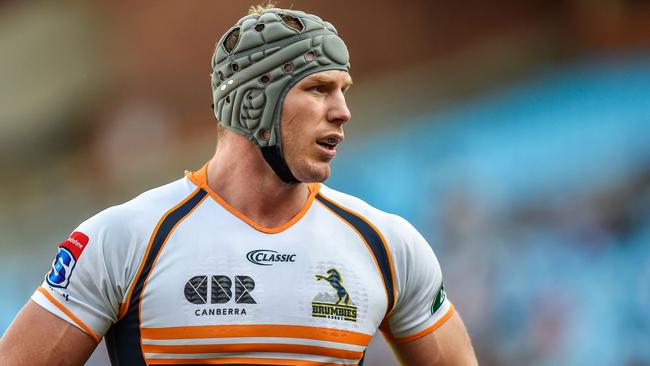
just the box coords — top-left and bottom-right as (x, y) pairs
(316, 135), (343, 151)
(315, 135), (343, 159)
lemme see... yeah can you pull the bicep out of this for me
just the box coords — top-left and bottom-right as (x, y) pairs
(0, 300), (97, 366)
(390, 311), (478, 366)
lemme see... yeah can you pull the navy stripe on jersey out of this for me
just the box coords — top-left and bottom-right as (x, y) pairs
(358, 350), (367, 365)
(106, 188), (207, 366)
(315, 193), (396, 315)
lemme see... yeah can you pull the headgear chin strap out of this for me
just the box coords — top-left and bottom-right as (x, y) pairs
(211, 8), (350, 184)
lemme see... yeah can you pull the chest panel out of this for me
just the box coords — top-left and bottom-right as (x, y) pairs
(139, 201), (388, 336)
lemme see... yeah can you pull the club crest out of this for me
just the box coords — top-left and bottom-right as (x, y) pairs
(312, 268), (357, 322)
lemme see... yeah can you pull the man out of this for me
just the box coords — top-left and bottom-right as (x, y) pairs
(0, 6), (478, 366)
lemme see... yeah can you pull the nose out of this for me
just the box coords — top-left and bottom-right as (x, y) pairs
(327, 90), (351, 125)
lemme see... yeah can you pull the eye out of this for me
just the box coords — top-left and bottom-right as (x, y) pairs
(310, 85), (327, 94)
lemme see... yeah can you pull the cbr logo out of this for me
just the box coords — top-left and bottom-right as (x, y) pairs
(184, 275), (256, 304)
(246, 249), (296, 266)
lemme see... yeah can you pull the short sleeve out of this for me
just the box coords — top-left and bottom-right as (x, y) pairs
(31, 208), (135, 342)
(381, 218), (454, 344)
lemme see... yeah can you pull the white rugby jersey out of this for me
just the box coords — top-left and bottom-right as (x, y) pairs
(32, 164), (453, 366)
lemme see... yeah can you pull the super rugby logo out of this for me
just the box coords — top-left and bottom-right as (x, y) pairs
(246, 249), (296, 266)
(46, 232), (89, 289)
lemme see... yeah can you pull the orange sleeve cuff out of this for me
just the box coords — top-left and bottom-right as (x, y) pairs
(37, 287), (101, 343)
(383, 302), (455, 344)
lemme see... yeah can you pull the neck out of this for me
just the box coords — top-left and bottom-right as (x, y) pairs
(206, 133), (310, 228)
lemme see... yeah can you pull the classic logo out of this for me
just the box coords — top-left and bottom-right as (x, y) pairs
(312, 268), (357, 322)
(246, 249), (296, 266)
(46, 232), (90, 289)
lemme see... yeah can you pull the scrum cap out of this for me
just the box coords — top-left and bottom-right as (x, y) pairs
(211, 8), (350, 183)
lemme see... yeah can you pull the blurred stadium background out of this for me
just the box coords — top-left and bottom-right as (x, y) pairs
(2, 0), (650, 365)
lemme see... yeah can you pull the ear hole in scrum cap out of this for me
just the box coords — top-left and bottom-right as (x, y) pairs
(278, 13), (304, 32)
(223, 27), (240, 53)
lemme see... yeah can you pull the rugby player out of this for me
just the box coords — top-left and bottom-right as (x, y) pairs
(0, 5), (478, 365)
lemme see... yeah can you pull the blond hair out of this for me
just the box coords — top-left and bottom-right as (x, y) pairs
(249, 2), (276, 15)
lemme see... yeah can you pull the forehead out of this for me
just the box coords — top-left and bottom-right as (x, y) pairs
(298, 70), (353, 86)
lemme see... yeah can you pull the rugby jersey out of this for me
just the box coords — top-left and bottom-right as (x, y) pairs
(32, 163), (454, 366)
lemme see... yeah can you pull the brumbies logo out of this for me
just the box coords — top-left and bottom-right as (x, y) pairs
(312, 268), (357, 322)
(46, 231), (89, 289)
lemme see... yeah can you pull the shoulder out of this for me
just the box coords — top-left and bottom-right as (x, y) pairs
(76, 176), (201, 249)
(317, 185), (438, 283)
(317, 185), (440, 318)
(317, 185), (421, 249)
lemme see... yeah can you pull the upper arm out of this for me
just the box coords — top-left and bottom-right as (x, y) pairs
(380, 216), (451, 341)
(0, 300), (97, 366)
(390, 311), (478, 366)
(378, 217), (477, 364)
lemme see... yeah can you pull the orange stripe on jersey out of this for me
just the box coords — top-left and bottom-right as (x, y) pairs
(119, 187), (204, 320)
(141, 343), (362, 360)
(384, 302), (456, 344)
(141, 324), (372, 347)
(145, 357), (346, 365)
(315, 194), (397, 317)
(37, 287), (101, 343)
(186, 163), (321, 234)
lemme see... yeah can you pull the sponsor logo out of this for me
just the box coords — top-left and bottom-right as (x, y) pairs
(312, 268), (357, 322)
(246, 249), (296, 266)
(184, 275), (256, 317)
(46, 232), (89, 289)
(194, 308), (246, 316)
(431, 283), (447, 315)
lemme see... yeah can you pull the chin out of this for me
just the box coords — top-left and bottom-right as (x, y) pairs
(294, 163), (331, 183)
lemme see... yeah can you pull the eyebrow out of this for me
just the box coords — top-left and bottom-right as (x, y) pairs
(307, 75), (354, 88)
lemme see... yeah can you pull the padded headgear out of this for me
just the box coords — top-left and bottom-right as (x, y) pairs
(211, 8), (350, 183)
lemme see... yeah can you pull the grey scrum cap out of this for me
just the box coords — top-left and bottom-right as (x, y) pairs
(210, 8), (350, 183)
